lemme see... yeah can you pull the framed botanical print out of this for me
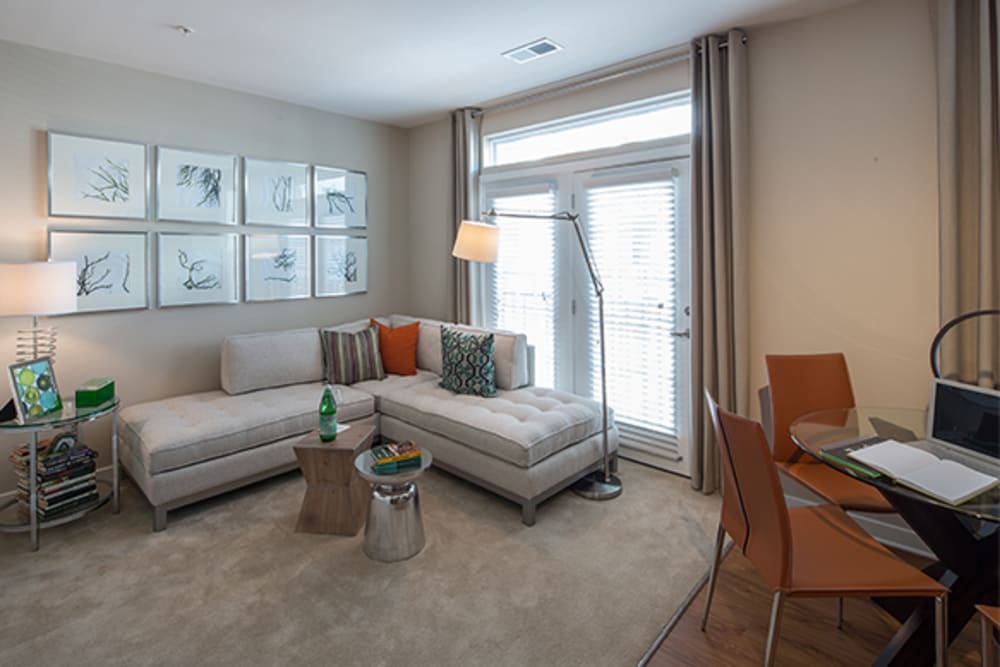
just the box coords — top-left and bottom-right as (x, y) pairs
(315, 236), (367, 297)
(48, 229), (149, 313)
(156, 147), (237, 224)
(313, 166), (367, 229)
(244, 158), (309, 226)
(245, 234), (311, 302)
(48, 132), (147, 219)
(157, 233), (239, 307)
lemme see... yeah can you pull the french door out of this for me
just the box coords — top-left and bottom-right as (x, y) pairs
(480, 152), (691, 475)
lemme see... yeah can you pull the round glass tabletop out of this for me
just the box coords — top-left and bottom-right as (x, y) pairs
(0, 397), (119, 432)
(354, 448), (433, 486)
(791, 407), (999, 522)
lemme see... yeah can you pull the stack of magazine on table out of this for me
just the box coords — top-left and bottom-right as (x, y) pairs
(370, 440), (422, 474)
(9, 437), (99, 520)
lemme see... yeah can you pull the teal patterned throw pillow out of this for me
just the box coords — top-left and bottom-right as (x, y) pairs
(439, 326), (497, 397)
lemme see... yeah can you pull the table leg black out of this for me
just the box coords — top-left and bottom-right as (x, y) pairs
(872, 488), (999, 667)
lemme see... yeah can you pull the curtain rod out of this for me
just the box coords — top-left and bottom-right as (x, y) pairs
(473, 33), (745, 118)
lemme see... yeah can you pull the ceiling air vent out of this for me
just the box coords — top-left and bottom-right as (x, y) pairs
(502, 38), (563, 64)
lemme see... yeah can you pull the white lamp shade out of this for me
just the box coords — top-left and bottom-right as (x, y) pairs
(0, 261), (78, 316)
(452, 220), (499, 264)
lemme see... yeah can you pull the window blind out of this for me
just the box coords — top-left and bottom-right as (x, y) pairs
(484, 185), (559, 389)
(581, 171), (682, 457)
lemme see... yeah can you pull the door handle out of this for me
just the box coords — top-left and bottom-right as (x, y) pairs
(670, 329), (691, 339)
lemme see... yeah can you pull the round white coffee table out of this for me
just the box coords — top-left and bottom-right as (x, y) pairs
(354, 448), (433, 562)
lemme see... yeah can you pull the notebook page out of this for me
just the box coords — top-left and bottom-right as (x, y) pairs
(847, 440), (940, 477)
(897, 460), (1000, 506)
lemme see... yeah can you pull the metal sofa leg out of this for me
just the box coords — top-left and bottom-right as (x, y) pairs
(153, 506), (168, 532)
(609, 452), (619, 473)
(521, 501), (536, 526)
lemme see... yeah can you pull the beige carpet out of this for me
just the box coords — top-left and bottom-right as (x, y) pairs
(0, 460), (720, 667)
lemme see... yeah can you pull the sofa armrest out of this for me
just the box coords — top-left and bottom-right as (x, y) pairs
(526, 345), (536, 387)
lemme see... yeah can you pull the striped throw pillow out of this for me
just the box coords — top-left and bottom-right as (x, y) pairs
(322, 326), (386, 385)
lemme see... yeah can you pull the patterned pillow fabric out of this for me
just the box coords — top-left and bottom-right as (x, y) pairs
(439, 326), (497, 397)
(322, 325), (386, 385)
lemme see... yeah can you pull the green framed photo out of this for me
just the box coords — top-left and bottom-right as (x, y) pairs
(8, 358), (63, 423)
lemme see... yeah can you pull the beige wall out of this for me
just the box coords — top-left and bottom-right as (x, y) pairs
(747, 0), (939, 415)
(406, 118), (452, 321)
(0, 41), (410, 491)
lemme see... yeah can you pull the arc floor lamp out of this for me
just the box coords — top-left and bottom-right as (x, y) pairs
(452, 208), (623, 500)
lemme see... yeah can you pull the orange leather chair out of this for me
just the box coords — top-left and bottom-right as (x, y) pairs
(701, 391), (948, 666)
(766, 353), (894, 513)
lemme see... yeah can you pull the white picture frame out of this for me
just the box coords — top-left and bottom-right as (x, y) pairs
(156, 147), (237, 224)
(315, 236), (367, 297)
(313, 166), (367, 229)
(245, 234), (311, 302)
(244, 158), (309, 227)
(157, 233), (239, 307)
(48, 229), (149, 313)
(48, 132), (147, 220)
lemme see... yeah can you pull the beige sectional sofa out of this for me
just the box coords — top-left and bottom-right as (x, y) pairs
(119, 315), (618, 530)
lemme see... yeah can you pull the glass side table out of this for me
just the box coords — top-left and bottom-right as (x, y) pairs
(0, 397), (120, 551)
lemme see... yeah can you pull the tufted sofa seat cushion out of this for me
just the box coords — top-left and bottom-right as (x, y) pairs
(120, 383), (374, 474)
(379, 384), (612, 469)
(351, 370), (439, 410)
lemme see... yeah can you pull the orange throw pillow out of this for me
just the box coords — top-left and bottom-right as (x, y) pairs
(370, 319), (419, 376)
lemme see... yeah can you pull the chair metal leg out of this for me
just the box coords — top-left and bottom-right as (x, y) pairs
(935, 594), (948, 667)
(982, 612), (996, 667)
(700, 522), (726, 632)
(837, 597), (844, 629)
(764, 591), (786, 667)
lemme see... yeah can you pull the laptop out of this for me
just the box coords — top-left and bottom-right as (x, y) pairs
(924, 378), (1000, 466)
(826, 378), (1000, 476)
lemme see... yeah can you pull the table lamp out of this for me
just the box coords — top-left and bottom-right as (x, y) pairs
(0, 261), (77, 363)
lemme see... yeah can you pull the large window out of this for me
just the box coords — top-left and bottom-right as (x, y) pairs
(478, 96), (692, 473)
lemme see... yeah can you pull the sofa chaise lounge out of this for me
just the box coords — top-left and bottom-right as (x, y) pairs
(119, 315), (619, 530)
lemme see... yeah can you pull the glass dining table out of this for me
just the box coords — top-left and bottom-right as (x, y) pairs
(792, 407), (999, 666)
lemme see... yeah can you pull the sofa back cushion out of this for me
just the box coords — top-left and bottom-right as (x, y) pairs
(221, 328), (323, 395)
(389, 314), (530, 390)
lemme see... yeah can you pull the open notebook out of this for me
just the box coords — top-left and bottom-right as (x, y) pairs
(847, 440), (999, 506)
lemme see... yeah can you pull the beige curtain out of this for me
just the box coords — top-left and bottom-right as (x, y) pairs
(451, 108), (481, 324)
(689, 31), (750, 494)
(936, 0), (1000, 387)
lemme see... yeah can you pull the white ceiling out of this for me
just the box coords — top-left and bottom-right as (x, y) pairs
(0, 0), (859, 127)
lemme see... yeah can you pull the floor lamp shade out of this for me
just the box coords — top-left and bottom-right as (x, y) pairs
(0, 262), (77, 317)
(452, 220), (499, 264)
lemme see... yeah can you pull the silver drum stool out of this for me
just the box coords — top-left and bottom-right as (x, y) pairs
(354, 449), (433, 562)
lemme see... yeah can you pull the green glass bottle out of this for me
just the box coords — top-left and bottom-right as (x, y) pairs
(319, 384), (337, 442)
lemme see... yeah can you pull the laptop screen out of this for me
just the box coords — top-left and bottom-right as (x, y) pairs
(931, 380), (1000, 459)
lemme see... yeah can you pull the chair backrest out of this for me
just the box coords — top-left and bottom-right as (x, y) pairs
(704, 390), (749, 550)
(708, 392), (793, 590)
(766, 353), (856, 462)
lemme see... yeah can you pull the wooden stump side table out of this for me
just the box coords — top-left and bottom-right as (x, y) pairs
(293, 417), (375, 536)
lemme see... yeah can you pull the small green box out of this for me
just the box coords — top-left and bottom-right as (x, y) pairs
(75, 378), (115, 408)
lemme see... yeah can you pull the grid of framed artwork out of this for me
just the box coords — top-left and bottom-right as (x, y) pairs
(45, 131), (369, 311)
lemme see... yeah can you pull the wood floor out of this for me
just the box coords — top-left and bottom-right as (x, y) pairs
(646, 547), (987, 667)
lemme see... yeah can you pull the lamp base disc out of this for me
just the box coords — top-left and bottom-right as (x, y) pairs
(572, 472), (623, 500)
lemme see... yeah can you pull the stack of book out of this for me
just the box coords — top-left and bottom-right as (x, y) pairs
(370, 440), (422, 474)
(9, 439), (99, 520)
